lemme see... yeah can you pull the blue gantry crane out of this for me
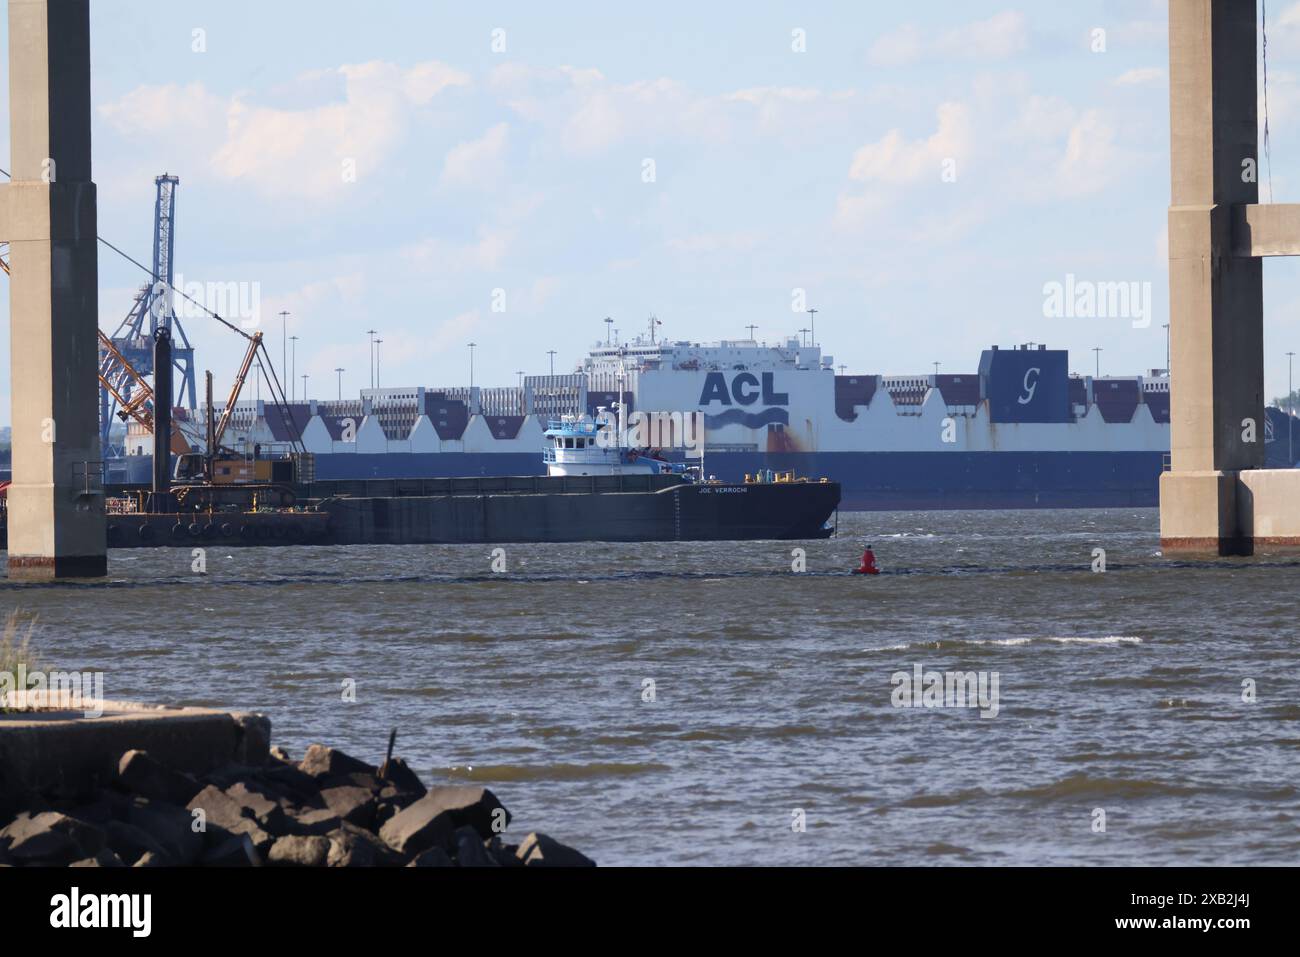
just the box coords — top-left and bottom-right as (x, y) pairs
(98, 173), (197, 454)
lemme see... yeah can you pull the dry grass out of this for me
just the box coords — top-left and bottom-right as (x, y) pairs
(0, 609), (39, 710)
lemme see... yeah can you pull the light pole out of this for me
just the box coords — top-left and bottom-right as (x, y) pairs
(933, 361), (940, 377)
(366, 329), (377, 388)
(1289, 351), (1296, 466)
(301, 374), (309, 401)
(1093, 347), (1102, 379)
(798, 327), (809, 347)
(279, 310), (289, 398)
(290, 335), (299, 401)
(516, 370), (525, 388)
(375, 339), (383, 390)
(468, 342), (476, 388)
(335, 367), (344, 400)
(547, 350), (556, 376)
(746, 324), (758, 340)
(807, 307), (818, 348)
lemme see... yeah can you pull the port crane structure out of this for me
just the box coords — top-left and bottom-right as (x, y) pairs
(2, 171), (304, 481)
(97, 174), (197, 454)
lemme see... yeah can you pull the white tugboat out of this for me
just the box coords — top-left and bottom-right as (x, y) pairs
(543, 405), (697, 479)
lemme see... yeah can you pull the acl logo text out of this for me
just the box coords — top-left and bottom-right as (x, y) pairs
(699, 372), (789, 406)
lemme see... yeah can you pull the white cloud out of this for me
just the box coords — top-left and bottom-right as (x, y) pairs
(835, 102), (970, 228)
(868, 11), (1028, 67)
(1014, 94), (1078, 141)
(1055, 109), (1125, 197)
(847, 102), (971, 186)
(99, 60), (471, 200)
(401, 228), (516, 273)
(489, 63), (732, 155)
(389, 309), (485, 363)
(441, 123), (510, 189)
(1115, 67), (1165, 86)
(262, 274), (366, 326)
(665, 230), (766, 256)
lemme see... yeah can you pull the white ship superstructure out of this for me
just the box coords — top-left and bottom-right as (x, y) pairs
(104, 330), (1299, 510)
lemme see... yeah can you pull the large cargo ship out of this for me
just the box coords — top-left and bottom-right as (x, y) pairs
(104, 333), (1296, 510)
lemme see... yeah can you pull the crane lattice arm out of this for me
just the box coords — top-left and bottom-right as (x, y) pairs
(212, 331), (263, 452)
(97, 331), (154, 429)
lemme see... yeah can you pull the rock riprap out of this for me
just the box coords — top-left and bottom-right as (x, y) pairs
(0, 743), (594, 867)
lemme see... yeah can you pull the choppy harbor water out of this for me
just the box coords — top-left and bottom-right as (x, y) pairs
(4, 508), (1299, 866)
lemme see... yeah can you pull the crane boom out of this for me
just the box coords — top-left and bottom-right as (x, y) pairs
(212, 331), (263, 451)
(95, 330), (192, 455)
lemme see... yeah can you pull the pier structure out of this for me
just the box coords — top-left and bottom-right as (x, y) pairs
(0, 0), (105, 578)
(1161, 0), (1300, 553)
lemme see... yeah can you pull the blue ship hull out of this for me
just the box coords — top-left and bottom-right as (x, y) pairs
(312, 450), (1165, 510)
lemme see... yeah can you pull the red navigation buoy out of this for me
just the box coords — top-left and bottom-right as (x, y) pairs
(853, 546), (880, 575)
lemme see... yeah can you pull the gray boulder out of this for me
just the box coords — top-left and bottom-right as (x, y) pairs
(70, 848), (125, 867)
(378, 757), (426, 797)
(406, 846), (453, 867)
(234, 712), (271, 765)
(201, 833), (261, 867)
(255, 763), (322, 806)
(0, 812), (105, 865)
(267, 834), (330, 867)
(452, 826), (498, 867)
(127, 799), (203, 865)
(299, 744), (375, 782)
(116, 749), (201, 805)
(326, 823), (401, 867)
(515, 832), (596, 867)
(187, 784), (249, 832)
(105, 819), (172, 867)
(320, 785), (376, 828)
(292, 807), (343, 836)
(183, 787), (270, 855)
(224, 781), (291, 835)
(224, 781), (279, 819)
(379, 786), (510, 856)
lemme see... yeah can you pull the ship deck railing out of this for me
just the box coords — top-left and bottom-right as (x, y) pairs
(297, 473), (688, 499)
(545, 418), (600, 434)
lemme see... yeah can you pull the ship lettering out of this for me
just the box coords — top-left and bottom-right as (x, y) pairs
(1018, 367), (1040, 405)
(699, 371), (789, 406)
(733, 373), (760, 405)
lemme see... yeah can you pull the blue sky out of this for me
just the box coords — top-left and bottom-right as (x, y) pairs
(4, 0), (1300, 421)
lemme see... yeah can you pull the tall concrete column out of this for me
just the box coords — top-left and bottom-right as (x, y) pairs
(1167, 0), (1263, 474)
(2, 0), (106, 578)
(1161, 0), (1300, 554)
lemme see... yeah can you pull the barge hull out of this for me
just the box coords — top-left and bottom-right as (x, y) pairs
(321, 480), (840, 544)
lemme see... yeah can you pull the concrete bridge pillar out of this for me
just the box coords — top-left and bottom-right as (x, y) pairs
(1, 0), (106, 578)
(1161, 0), (1300, 554)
